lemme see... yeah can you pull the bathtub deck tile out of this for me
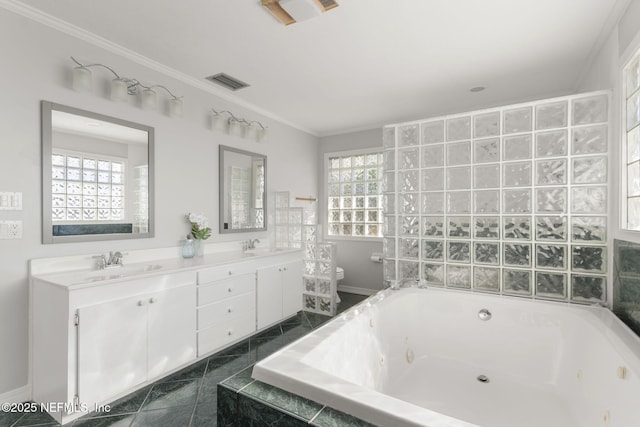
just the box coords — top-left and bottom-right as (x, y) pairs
(237, 392), (310, 427)
(216, 384), (239, 427)
(220, 365), (255, 391)
(311, 407), (378, 427)
(240, 381), (323, 421)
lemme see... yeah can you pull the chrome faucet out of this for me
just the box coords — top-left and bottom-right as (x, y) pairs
(107, 251), (124, 267)
(247, 238), (260, 249)
(93, 251), (125, 269)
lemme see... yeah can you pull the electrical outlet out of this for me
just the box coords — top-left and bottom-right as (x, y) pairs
(8, 221), (22, 238)
(0, 220), (22, 239)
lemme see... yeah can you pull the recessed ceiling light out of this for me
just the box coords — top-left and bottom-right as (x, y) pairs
(470, 86), (486, 93)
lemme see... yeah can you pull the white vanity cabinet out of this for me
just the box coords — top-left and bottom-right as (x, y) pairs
(31, 270), (196, 425)
(196, 262), (257, 356)
(30, 248), (303, 425)
(257, 258), (303, 330)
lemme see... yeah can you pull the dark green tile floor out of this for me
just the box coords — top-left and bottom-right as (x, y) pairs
(0, 292), (367, 427)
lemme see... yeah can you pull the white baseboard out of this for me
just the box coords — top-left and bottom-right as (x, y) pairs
(0, 385), (30, 404)
(337, 285), (379, 296)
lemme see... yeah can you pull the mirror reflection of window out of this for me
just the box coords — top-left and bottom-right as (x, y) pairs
(231, 165), (251, 228)
(219, 145), (266, 233)
(51, 151), (126, 223)
(42, 101), (154, 243)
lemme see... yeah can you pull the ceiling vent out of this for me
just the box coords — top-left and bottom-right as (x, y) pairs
(205, 73), (250, 91)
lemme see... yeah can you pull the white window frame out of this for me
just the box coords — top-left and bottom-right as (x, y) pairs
(621, 36), (640, 232)
(323, 147), (384, 242)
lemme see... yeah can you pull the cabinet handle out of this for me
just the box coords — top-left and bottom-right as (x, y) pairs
(283, 267), (287, 271)
(228, 271), (232, 276)
(278, 268), (282, 272)
(137, 300), (144, 306)
(227, 330), (232, 336)
(149, 298), (156, 304)
(228, 287), (232, 293)
(227, 307), (233, 313)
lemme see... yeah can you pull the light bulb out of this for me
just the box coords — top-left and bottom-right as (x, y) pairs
(141, 89), (157, 110)
(169, 98), (183, 118)
(256, 127), (268, 142)
(110, 78), (129, 102)
(72, 66), (92, 92)
(211, 114), (225, 131)
(228, 119), (241, 136)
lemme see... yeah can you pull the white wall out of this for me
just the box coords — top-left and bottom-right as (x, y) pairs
(578, 0), (640, 248)
(0, 9), (317, 397)
(318, 129), (384, 294)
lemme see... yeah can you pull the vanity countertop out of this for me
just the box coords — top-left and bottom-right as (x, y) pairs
(31, 247), (302, 290)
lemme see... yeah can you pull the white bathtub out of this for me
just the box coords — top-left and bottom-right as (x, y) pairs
(253, 288), (640, 427)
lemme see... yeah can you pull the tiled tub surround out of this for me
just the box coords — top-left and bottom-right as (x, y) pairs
(614, 239), (640, 336)
(254, 287), (640, 427)
(382, 91), (610, 302)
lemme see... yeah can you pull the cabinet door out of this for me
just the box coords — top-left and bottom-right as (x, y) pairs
(77, 296), (147, 407)
(147, 285), (196, 380)
(282, 260), (303, 318)
(257, 265), (283, 329)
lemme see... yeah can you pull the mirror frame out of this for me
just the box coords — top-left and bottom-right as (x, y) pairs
(41, 101), (155, 243)
(218, 145), (267, 234)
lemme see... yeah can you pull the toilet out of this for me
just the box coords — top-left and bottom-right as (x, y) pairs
(336, 267), (344, 303)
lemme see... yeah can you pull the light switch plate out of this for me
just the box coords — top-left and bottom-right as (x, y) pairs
(0, 192), (22, 210)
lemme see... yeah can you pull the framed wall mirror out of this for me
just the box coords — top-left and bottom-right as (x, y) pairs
(219, 145), (266, 233)
(41, 101), (154, 243)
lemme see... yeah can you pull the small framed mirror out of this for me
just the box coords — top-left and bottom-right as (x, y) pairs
(42, 101), (154, 243)
(219, 145), (266, 233)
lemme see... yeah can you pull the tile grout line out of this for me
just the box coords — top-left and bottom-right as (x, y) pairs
(307, 405), (327, 425)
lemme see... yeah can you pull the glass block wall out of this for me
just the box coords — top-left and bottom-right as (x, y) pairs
(382, 91), (610, 303)
(275, 191), (338, 315)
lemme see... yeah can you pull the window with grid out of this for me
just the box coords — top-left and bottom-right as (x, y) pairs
(51, 152), (125, 222)
(625, 48), (640, 230)
(326, 150), (383, 238)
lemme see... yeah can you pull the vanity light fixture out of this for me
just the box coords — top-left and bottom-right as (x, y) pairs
(70, 56), (184, 117)
(261, 0), (338, 25)
(211, 109), (268, 142)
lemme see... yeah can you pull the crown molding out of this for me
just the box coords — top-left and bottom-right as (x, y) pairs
(0, 0), (318, 136)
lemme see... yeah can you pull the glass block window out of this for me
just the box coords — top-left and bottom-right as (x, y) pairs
(51, 152), (125, 222)
(327, 150), (383, 238)
(624, 48), (640, 230)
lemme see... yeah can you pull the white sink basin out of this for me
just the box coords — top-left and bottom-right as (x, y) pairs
(77, 264), (163, 284)
(243, 248), (282, 257)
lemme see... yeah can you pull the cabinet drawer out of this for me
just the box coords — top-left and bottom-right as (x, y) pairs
(198, 292), (255, 330)
(197, 313), (256, 357)
(197, 274), (255, 305)
(198, 263), (256, 284)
